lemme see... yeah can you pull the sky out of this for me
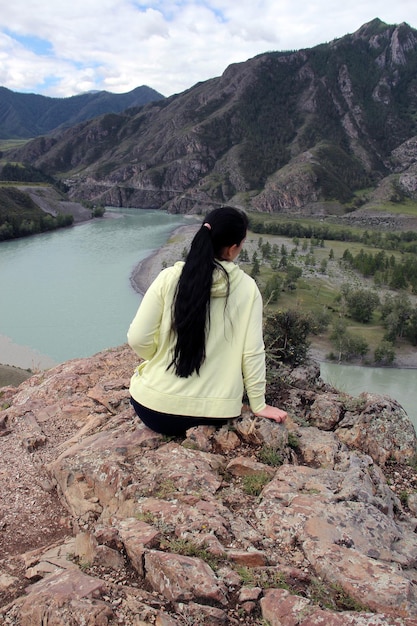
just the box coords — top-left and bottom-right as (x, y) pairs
(0, 1), (416, 99)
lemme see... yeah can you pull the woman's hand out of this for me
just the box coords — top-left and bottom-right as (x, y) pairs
(254, 404), (287, 423)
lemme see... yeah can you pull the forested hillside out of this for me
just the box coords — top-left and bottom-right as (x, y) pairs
(5, 18), (417, 219)
(0, 85), (164, 139)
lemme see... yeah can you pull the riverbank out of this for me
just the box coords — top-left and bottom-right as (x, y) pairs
(130, 223), (200, 294)
(0, 335), (57, 387)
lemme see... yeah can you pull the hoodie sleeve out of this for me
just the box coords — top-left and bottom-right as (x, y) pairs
(127, 270), (166, 361)
(241, 287), (267, 413)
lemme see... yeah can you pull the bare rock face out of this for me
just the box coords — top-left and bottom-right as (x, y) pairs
(1, 345), (417, 625)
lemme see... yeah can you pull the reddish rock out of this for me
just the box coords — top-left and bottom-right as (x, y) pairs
(145, 550), (228, 605)
(2, 345), (417, 624)
(226, 455), (275, 477)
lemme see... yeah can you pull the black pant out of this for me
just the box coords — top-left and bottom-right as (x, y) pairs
(130, 396), (231, 436)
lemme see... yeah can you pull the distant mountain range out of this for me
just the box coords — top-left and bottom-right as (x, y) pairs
(5, 18), (417, 217)
(0, 85), (165, 139)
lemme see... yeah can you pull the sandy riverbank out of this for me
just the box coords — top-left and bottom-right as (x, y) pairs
(130, 223), (200, 295)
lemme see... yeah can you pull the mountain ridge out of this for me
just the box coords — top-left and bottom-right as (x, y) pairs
(0, 85), (165, 139)
(6, 18), (417, 216)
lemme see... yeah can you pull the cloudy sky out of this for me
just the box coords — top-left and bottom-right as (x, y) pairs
(0, 1), (416, 99)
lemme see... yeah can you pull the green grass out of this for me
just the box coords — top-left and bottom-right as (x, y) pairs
(258, 445), (283, 467)
(0, 139), (31, 152)
(360, 199), (417, 216)
(239, 221), (416, 365)
(246, 210), (367, 238)
(242, 471), (271, 496)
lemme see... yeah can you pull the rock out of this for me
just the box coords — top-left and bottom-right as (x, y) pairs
(0, 571), (18, 590)
(144, 550), (228, 605)
(335, 393), (417, 465)
(117, 518), (160, 576)
(304, 541), (417, 616)
(238, 586), (262, 602)
(310, 393), (343, 430)
(287, 360), (322, 390)
(297, 426), (345, 468)
(19, 569), (112, 626)
(180, 602), (229, 624)
(184, 424), (216, 451)
(257, 460), (417, 615)
(1, 345), (417, 624)
(260, 588), (417, 625)
(408, 493), (417, 516)
(226, 456), (275, 477)
(213, 426), (241, 452)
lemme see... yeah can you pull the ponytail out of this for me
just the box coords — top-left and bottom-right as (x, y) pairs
(170, 207), (248, 378)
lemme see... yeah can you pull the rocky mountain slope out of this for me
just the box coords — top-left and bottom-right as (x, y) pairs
(0, 85), (164, 139)
(1, 345), (417, 625)
(7, 18), (417, 217)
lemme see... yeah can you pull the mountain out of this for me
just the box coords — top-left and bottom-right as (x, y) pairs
(7, 19), (417, 216)
(0, 85), (165, 139)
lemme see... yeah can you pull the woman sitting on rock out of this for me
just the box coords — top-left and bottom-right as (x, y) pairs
(127, 206), (287, 436)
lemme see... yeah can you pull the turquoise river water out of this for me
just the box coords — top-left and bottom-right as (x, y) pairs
(0, 209), (188, 368)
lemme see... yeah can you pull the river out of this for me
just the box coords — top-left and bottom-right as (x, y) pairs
(0, 209), (189, 368)
(0, 208), (416, 431)
(320, 362), (417, 431)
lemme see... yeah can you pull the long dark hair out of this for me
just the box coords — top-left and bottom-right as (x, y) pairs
(170, 206), (248, 378)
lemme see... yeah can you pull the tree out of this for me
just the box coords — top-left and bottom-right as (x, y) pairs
(343, 288), (380, 323)
(239, 248), (250, 262)
(381, 293), (412, 340)
(405, 308), (417, 346)
(261, 240), (271, 260)
(263, 309), (313, 366)
(330, 319), (369, 362)
(389, 265), (408, 290)
(263, 274), (282, 304)
(284, 264), (302, 291)
(251, 251), (260, 278)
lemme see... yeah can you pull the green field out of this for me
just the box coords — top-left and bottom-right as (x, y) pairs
(240, 213), (417, 365)
(0, 139), (30, 154)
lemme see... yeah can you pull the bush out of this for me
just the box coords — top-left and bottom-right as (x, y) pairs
(374, 341), (396, 365)
(264, 309), (313, 367)
(343, 287), (380, 323)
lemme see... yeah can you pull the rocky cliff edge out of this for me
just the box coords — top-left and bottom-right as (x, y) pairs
(1, 345), (417, 625)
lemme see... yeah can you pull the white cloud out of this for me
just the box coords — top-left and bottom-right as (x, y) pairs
(0, 0), (416, 97)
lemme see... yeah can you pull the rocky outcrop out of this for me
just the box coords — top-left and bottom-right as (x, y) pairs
(1, 345), (417, 625)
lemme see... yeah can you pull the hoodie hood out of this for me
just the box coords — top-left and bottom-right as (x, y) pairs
(211, 260), (245, 298)
(171, 260), (245, 298)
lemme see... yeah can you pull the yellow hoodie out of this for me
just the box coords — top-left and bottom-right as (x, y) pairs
(127, 260), (266, 418)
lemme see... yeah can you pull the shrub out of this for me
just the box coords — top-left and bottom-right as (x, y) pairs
(264, 309), (313, 366)
(374, 341), (396, 365)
